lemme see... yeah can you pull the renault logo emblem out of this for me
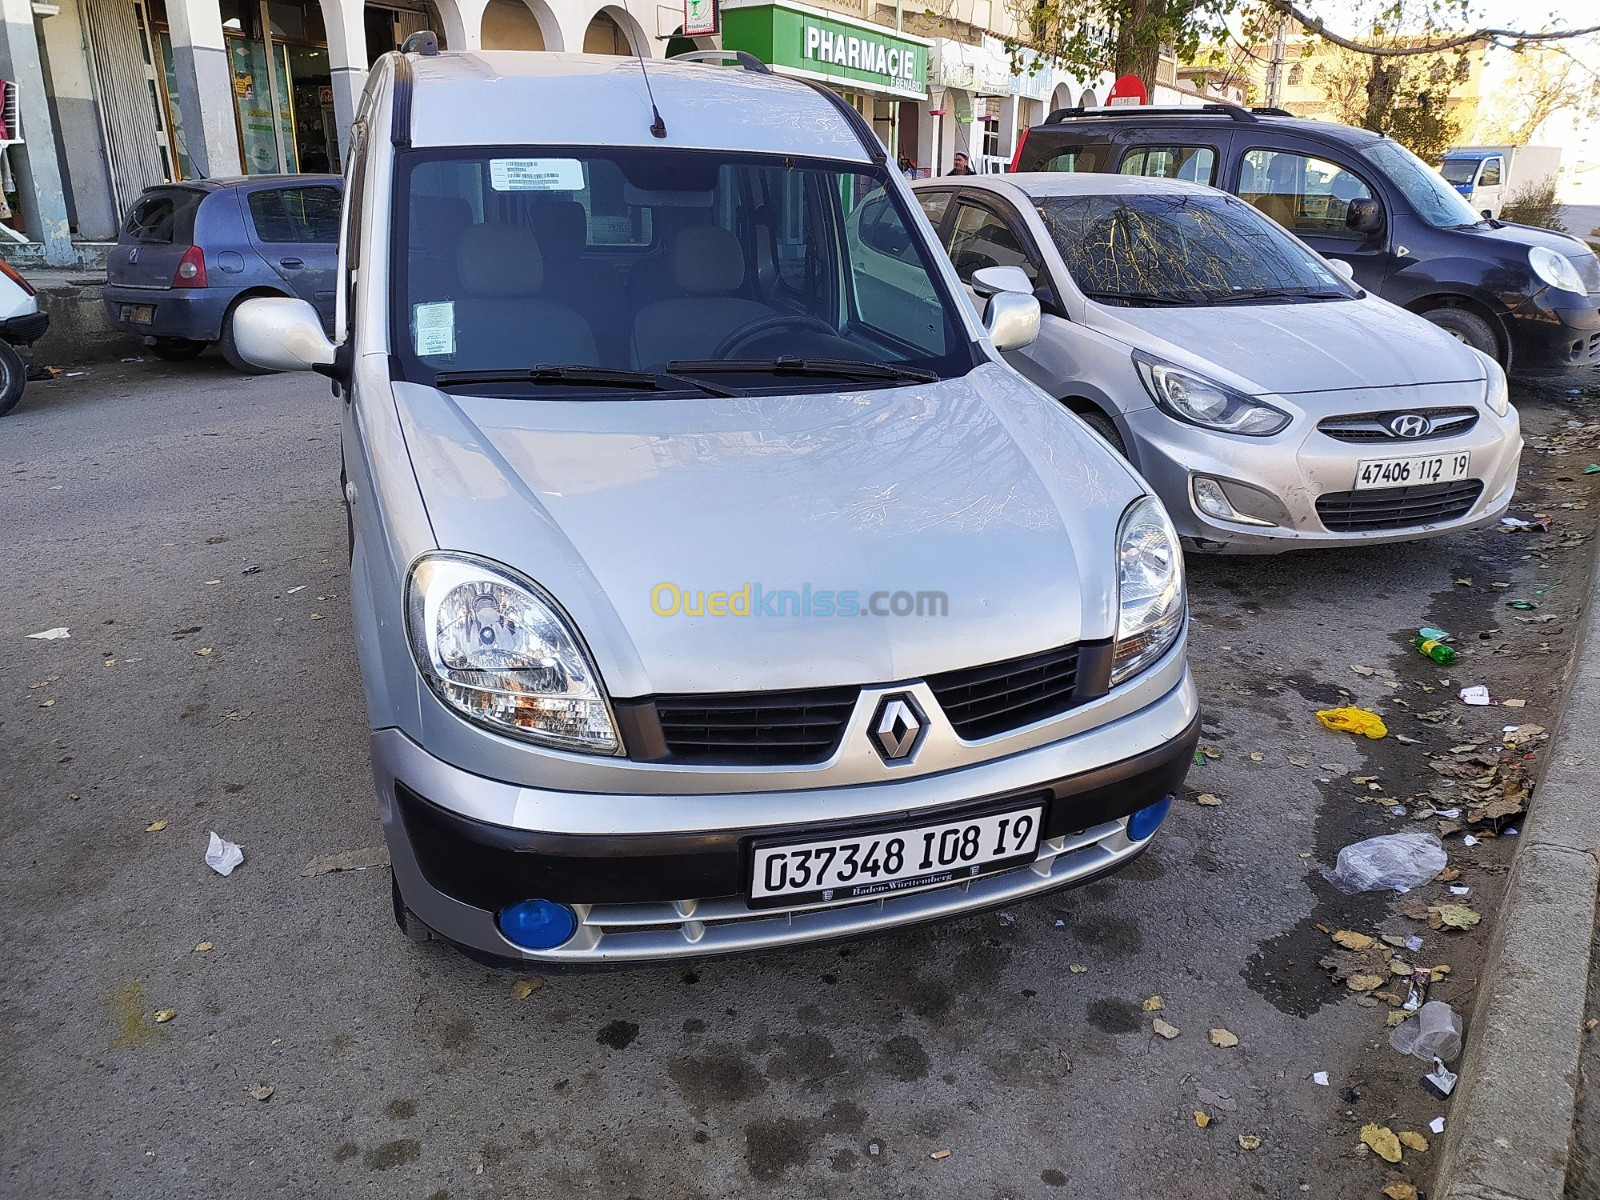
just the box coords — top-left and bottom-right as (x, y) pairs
(870, 694), (926, 763)
(1386, 413), (1431, 439)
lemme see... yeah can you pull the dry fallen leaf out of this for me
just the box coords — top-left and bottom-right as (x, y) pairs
(1437, 867), (1461, 882)
(248, 1084), (274, 1102)
(301, 846), (390, 877)
(1331, 929), (1374, 951)
(1361, 1124), (1403, 1163)
(145, 820), (167, 832)
(1398, 1131), (1429, 1152)
(1194, 793), (1224, 807)
(153, 1009), (177, 1024)
(1427, 904), (1482, 931)
(1209, 1028), (1239, 1048)
(1237, 1134), (1261, 1151)
(1152, 1018), (1181, 1040)
(1348, 974), (1385, 992)
(1201, 746), (1221, 760)
(1386, 1011), (1411, 1028)
(1069, 964), (1088, 974)
(1503, 699), (1526, 708)
(1288, 755), (1310, 767)
(1194, 1110), (1211, 1128)
(193, 941), (213, 953)
(1249, 751), (1265, 762)
(1382, 1184), (1419, 1200)
(511, 978), (543, 1000)
(38, 699), (55, 708)
(195, 647), (213, 656)
(1351, 665), (1375, 676)
(1142, 996), (1164, 1012)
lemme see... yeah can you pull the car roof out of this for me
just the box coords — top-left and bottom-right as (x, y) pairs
(914, 172), (1218, 200)
(1032, 107), (1387, 148)
(403, 51), (873, 162)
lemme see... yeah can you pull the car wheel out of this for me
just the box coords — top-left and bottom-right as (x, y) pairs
(148, 336), (209, 362)
(1074, 407), (1128, 457)
(0, 341), (27, 418)
(1420, 307), (1501, 363)
(219, 308), (275, 375)
(391, 873), (435, 943)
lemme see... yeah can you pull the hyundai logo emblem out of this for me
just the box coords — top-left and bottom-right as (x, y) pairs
(870, 694), (926, 763)
(1386, 413), (1431, 439)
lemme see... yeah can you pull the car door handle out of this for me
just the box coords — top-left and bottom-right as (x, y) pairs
(279, 257), (304, 268)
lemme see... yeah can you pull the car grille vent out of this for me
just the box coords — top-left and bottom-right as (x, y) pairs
(927, 644), (1089, 741)
(1316, 480), (1484, 532)
(642, 687), (860, 765)
(1317, 407), (1479, 443)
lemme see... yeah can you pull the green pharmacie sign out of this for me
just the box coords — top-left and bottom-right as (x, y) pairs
(722, 2), (928, 99)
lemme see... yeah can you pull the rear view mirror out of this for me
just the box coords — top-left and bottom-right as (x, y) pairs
(232, 296), (337, 374)
(983, 290), (1041, 353)
(1345, 198), (1384, 235)
(1327, 258), (1356, 280)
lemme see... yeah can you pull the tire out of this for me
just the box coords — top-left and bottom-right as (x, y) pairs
(1420, 306), (1501, 363)
(391, 873), (434, 943)
(148, 336), (209, 362)
(0, 341), (26, 418)
(1074, 406), (1128, 457)
(219, 307), (275, 375)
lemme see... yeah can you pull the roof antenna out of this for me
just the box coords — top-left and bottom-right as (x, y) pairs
(618, 0), (667, 137)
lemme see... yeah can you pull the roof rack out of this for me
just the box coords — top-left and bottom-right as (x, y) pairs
(669, 49), (772, 73)
(1043, 102), (1260, 124)
(1251, 106), (1295, 117)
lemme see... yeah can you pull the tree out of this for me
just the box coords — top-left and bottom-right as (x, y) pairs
(1311, 35), (1477, 161)
(1471, 45), (1600, 144)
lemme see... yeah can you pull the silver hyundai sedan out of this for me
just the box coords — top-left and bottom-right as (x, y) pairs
(234, 48), (1199, 964)
(910, 173), (1523, 552)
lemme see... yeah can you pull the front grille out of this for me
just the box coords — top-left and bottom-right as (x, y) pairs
(927, 644), (1086, 741)
(1317, 407), (1479, 443)
(648, 686), (859, 765)
(1316, 480), (1484, 532)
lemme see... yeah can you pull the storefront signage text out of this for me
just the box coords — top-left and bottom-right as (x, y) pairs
(803, 24), (915, 84)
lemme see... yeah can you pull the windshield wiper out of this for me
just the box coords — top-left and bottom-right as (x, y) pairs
(1082, 291), (1195, 307)
(1208, 287), (1349, 303)
(668, 356), (937, 384)
(432, 365), (734, 398)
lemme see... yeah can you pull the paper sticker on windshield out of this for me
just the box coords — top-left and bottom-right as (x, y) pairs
(489, 158), (584, 192)
(414, 301), (455, 357)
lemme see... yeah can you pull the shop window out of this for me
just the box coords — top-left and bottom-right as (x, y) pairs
(1118, 145), (1216, 185)
(248, 185), (342, 242)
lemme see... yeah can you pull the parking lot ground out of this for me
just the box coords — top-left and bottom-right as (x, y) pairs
(3, 360), (1598, 1199)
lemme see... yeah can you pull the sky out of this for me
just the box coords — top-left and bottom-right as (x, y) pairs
(1293, 0), (1600, 35)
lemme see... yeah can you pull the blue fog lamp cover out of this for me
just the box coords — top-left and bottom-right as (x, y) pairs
(498, 899), (578, 950)
(1127, 795), (1172, 842)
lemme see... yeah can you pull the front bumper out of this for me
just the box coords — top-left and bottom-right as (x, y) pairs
(376, 670), (1200, 963)
(1505, 294), (1600, 374)
(102, 286), (230, 342)
(1124, 400), (1522, 553)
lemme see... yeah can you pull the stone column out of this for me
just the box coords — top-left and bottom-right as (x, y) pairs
(166, 0), (242, 177)
(0, 0), (72, 263)
(319, 0), (368, 165)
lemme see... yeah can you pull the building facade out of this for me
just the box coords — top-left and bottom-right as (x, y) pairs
(0, 0), (1101, 264)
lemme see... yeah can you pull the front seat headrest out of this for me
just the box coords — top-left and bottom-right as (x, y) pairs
(457, 223), (543, 296)
(672, 225), (745, 295)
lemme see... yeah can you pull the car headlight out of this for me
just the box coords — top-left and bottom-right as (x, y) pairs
(1480, 355), (1509, 417)
(1528, 246), (1585, 295)
(405, 554), (619, 753)
(1113, 495), (1186, 686)
(1133, 351), (1291, 436)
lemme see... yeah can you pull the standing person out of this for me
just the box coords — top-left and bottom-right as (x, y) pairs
(948, 152), (976, 176)
(897, 155), (918, 179)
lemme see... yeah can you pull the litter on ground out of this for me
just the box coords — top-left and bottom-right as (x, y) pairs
(205, 832), (244, 877)
(1323, 833), (1447, 894)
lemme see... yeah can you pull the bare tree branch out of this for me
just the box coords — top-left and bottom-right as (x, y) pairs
(1263, 0), (1600, 56)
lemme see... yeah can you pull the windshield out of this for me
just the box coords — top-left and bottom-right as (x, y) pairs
(1034, 191), (1357, 307)
(1438, 157), (1479, 186)
(392, 147), (976, 393)
(1360, 140), (1484, 227)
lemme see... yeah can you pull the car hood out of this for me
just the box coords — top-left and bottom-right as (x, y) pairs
(392, 363), (1141, 697)
(1097, 295), (1486, 396)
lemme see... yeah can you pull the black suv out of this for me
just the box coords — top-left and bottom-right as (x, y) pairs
(1012, 104), (1600, 375)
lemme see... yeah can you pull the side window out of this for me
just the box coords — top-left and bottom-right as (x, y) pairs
(855, 195), (917, 263)
(1479, 157), (1502, 187)
(1119, 145), (1217, 185)
(248, 186), (342, 242)
(946, 202), (1041, 285)
(916, 190), (953, 230)
(1039, 146), (1107, 173)
(1238, 149), (1374, 237)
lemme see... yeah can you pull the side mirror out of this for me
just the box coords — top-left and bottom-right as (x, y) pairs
(1327, 258), (1356, 280)
(971, 264), (1034, 298)
(232, 296), (338, 374)
(1345, 197), (1384, 235)
(983, 290), (1041, 353)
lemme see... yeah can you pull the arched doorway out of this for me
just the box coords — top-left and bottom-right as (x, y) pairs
(1049, 82), (1073, 113)
(481, 0), (559, 49)
(1080, 88), (1099, 108)
(583, 8), (641, 55)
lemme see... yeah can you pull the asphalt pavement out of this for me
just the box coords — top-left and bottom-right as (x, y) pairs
(3, 355), (1597, 1199)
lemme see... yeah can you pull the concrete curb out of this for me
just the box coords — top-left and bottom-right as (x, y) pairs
(1434, 535), (1600, 1200)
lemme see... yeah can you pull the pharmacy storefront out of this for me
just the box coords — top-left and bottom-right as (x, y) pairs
(719, 0), (928, 160)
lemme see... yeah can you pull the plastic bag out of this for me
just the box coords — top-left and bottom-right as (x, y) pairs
(1323, 832), (1446, 894)
(1315, 706), (1388, 739)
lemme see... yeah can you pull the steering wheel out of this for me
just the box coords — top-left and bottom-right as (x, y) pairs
(709, 314), (840, 359)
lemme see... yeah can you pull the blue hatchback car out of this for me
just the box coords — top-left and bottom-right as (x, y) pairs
(104, 175), (341, 371)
